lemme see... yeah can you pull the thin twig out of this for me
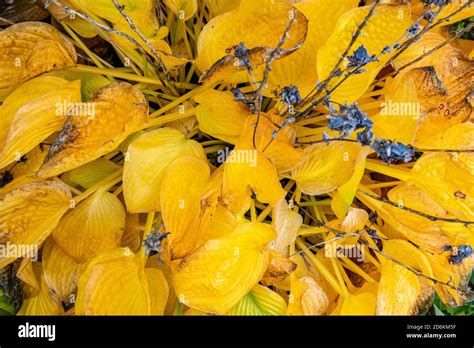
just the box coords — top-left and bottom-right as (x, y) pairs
(363, 241), (467, 293)
(111, 0), (169, 78)
(299, 0), (382, 111)
(358, 190), (474, 226)
(252, 8), (298, 149)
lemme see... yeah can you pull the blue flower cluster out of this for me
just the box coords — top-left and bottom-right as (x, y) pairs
(231, 87), (255, 111)
(370, 139), (416, 164)
(232, 42), (251, 70)
(346, 45), (378, 72)
(444, 245), (473, 265)
(326, 102), (374, 145)
(280, 85), (302, 106)
(421, 0), (448, 7)
(143, 231), (169, 256)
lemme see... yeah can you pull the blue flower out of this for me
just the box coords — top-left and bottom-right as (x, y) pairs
(327, 102), (373, 139)
(231, 87), (255, 111)
(421, 0), (448, 8)
(280, 85), (302, 106)
(143, 231), (169, 256)
(371, 139), (416, 164)
(346, 45), (378, 69)
(445, 244), (473, 265)
(407, 23), (421, 38)
(232, 42), (251, 70)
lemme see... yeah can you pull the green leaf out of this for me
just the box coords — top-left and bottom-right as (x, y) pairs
(228, 284), (287, 316)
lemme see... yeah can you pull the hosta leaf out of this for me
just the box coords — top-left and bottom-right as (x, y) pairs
(376, 258), (420, 315)
(61, 158), (121, 189)
(160, 156), (210, 260)
(358, 184), (450, 253)
(223, 146), (286, 214)
(42, 238), (86, 302)
(338, 283), (378, 315)
(52, 189), (126, 263)
(317, 4), (410, 103)
(36, 82), (148, 178)
(291, 141), (365, 196)
(426, 252), (473, 307)
(46, 69), (111, 101)
(0, 22), (76, 94)
(144, 268), (169, 315)
(164, 0), (197, 21)
(0, 181), (71, 267)
(331, 147), (369, 218)
(270, 199), (302, 254)
(75, 248), (150, 315)
(17, 278), (64, 316)
(0, 79), (81, 169)
(228, 284), (287, 315)
(239, 113), (304, 173)
(123, 127), (206, 213)
(288, 276), (330, 315)
(206, 0), (239, 16)
(0, 75), (69, 150)
(0, 145), (49, 195)
(260, 0), (359, 96)
(410, 153), (474, 222)
(197, 0), (308, 84)
(194, 90), (250, 144)
(173, 222), (275, 314)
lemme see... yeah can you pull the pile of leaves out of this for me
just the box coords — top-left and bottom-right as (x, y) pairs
(0, 0), (473, 316)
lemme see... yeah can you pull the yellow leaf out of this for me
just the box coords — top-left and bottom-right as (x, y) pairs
(261, 249), (297, 287)
(331, 147), (369, 218)
(36, 82), (148, 178)
(270, 199), (303, 254)
(46, 69), (111, 101)
(160, 156), (210, 259)
(426, 252), (473, 307)
(371, 72), (419, 144)
(144, 268), (169, 315)
(358, 184), (451, 253)
(164, 0), (197, 20)
(0, 145), (49, 195)
(120, 214), (143, 253)
(61, 158), (121, 189)
(436, 0), (474, 26)
(194, 90), (250, 144)
(291, 141), (365, 195)
(239, 112), (304, 173)
(228, 284), (287, 315)
(338, 282), (378, 315)
(410, 153), (474, 222)
(123, 127), (206, 213)
(76, 248), (151, 315)
(197, 1), (308, 84)
(288, 276), (330, 315)
(0, 181), (71, 267)
(0, 22), (76, 94)
(0, 79), (81, 169)
(0, 75), (69, 150)
(53, 189), (126, 263)
(42, 238), (86, 302)
(206, 0), (239, 16)
(376, 258), (420, 315)
(223, 146), (286, 214)
(17, 278), (64, 316)
(261, 0), (359, 96)
(317, 4), (410, 103)
(173, 222), (275, 314)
